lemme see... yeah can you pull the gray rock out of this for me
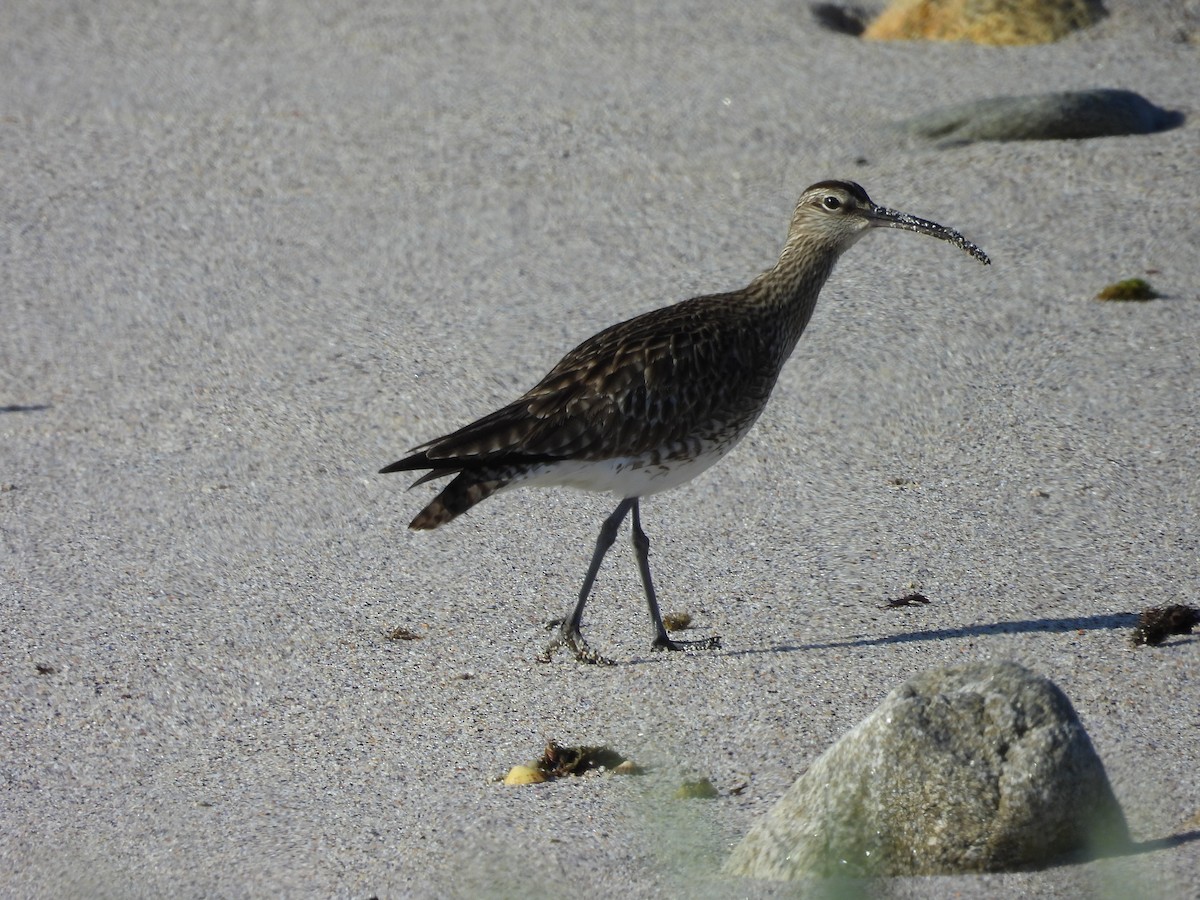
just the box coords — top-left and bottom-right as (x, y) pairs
(726, 661), (1130, 879)
(895, 89), (1182, 144)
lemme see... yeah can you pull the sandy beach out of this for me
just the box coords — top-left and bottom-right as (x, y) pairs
(3, 1), (1198, 896)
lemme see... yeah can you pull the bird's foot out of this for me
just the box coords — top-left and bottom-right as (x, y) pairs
(651, 633), (722, 653)
(539, 620), (616, 666)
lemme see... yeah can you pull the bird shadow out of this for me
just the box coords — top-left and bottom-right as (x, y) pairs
(627, 609), (1197, 665)
(623, 612), (1149, 664)
(768, 611), (1143, 654)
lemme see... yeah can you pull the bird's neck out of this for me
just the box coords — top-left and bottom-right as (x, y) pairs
(748, 237), (843, 353)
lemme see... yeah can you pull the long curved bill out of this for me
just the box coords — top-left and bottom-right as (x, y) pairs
(867, 202), (991, 265)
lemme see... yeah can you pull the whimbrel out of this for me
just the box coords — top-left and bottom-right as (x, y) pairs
(381, 181), (989, 664)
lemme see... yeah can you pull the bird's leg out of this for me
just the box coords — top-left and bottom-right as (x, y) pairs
(630, 500), (721, 654)
(539, 498), (635, 665)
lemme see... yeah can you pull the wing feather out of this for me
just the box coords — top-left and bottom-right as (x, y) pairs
(381, 291), (780, 477)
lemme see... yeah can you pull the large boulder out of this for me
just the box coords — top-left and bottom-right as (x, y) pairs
(726, 661), (1129, 879)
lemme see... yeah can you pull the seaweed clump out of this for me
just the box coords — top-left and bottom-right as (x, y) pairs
(1095, 278), (1160, 301)
(1131, 604), (1199, 646)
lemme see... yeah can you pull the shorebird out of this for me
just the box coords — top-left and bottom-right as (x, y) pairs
(381, 181), (989, 664)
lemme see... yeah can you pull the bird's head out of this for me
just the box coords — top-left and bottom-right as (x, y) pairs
(786, 181), (990, 265)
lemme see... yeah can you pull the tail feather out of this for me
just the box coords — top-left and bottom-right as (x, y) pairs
(408, 471), (509, 530)
(379, 452), (436, 475)
(408, 467), (460, 488)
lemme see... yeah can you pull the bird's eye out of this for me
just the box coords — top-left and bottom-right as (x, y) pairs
(823, 195), (842, 210)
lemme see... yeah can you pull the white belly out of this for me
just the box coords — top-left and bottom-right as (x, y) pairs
(510, 423), (754, 499)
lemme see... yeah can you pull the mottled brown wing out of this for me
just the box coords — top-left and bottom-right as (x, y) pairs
(382, 292), (774, 475)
